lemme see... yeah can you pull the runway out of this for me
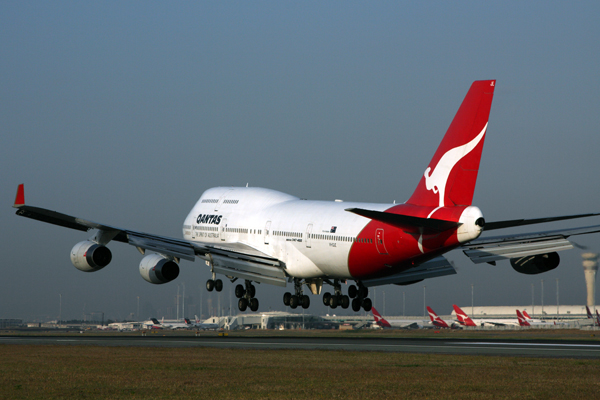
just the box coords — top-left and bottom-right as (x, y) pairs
(2, 335), (600, 358)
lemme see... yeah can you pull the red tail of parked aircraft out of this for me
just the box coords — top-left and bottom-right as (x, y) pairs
(452, 304), (477, 327)
(371, 307), (392, 328)
(516, 310), (531, 327)
(427, 306), (451, 328)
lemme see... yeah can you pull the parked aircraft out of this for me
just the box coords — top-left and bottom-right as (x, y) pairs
(190, 315), (219, 330)
(427, 306), (458, 329)
(371, 307), (422, 329)
(13, 80), (600, 313)
(453, 304), (519, 327)
(149, 318), (192, 329)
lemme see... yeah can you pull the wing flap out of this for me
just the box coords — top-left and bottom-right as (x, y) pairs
(209, 254), (287, 287)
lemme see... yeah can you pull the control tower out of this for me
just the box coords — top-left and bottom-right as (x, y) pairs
(582, 253), (598, 309)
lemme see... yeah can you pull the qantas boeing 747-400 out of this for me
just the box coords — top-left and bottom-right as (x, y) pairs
(13, 80), (600, 313)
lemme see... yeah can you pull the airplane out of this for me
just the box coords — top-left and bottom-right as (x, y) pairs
(371, 307), (423, 329)
(149, 318), (192, 329)
(190, 315), (219, 330)
(426, 306), (458, 329)
(520, 310), (558, 326)
(13, 80), (600, 314)
(453, 304), (520, 327)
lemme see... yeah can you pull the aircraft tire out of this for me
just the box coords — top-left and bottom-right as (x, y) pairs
(322, 292), (331, 306)
(341, 295), (350, 309)
(250, 298), (259, 312)
(290, 295), (299, 309)
(249, 284), (256, 298)
(301, 295), (310, 309)
(329, 295), (338, 309)
(238, 298), (248, 312)
(215, 279), (223, 292)
(206, 279), (215, 292)
(352, 298), (361, 312)
(360, 286), (368, 298)
(283, 292), (292, 306)
(235, 284), (245, 298)
(362, 298), (372, 312)
(348, 285), (358, 299)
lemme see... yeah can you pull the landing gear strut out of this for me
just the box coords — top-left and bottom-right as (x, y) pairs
(237, 280), (259, 312)
(283, 278), (310, 309)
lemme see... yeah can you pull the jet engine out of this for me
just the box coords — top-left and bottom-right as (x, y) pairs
(510, 252), (560, 275)
(139, 253), (180, 284)
(70, 241), (112, 272)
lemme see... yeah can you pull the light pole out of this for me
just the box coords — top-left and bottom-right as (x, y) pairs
(471, 284), (474, 316)
(402, 292), (405, 316)
(423, 286), (426, 317)
(541, 279), (544, 316)
(556, 278), (559, 316)
(137, 296), (140, 320)
(531, 284), (535, 317)
(59, 294), (62, 322)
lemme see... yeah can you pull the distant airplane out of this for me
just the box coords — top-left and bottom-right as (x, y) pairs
(427, 306), (458, 329)
(149, 318), (192, 330)
(13, 80), (600, 313)
(190, 315), (219, 330)
(520, 310), (558, 326)
(516, 310), (531, 327)
(586, 306), (594, 320)
(371, 307), (422, 329)
(453, 304), (519, 327)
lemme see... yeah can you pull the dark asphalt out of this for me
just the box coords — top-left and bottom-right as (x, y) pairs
(2, 335), (600, 358)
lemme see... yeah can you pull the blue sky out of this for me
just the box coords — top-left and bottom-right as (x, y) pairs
(2, 2), (600, 321)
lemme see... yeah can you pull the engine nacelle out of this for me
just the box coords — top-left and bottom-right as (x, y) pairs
(139, 254), (180, 284)
(510, 252), (560, 275)
(70, 241), (112, 272)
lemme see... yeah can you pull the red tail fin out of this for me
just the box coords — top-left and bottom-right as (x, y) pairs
(407, 80), (496, 208)
(427, 306), (450, 328)
(522, 310), (532, 320)
(516, 310), (530, 326)
(596, 310), (600, 327)
(453, 304), (476, 327)
(371, 307), (391, 328)
(587, 306), (593, 319)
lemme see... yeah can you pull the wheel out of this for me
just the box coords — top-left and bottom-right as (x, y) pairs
(360, 286), (368, 298)
(341, 295), (350, 309)
(238, 298), (248, 312)
(322, 292), (331, 306)
(283, 292), (292, 306)
(301, 295), (310, 309)
(289, 295), (299, 309)
(329, 295), (338, 309)
(362, 297), (372, 312)
(215, 279), (223, 292)
(235, 284), (245, 298)
(250, 298), (259, 312)
(352, 298), (361, 312)
(348, 285), (358, 299)
(206, 279), (215, 292)
(249, 284), (256, 298)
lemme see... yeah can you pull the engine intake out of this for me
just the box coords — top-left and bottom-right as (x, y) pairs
(139, 254), (180, 284)
(510, 252), (560, 275)
(71, 241), (112, 272)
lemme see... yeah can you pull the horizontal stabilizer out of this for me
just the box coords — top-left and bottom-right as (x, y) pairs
(484, 213), (600, 231)
(345, 208), (460, 232)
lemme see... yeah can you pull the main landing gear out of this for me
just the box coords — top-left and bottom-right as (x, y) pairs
(235, 279), (259, 312)
(322, 280), (371, 312)
(283, 278), (310, 309)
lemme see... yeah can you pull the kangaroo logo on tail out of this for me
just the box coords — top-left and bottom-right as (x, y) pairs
(424, 123), (487, 208)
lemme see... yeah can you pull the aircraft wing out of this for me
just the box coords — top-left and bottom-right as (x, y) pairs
(13, 185), (285, 285)
(462, 225), (600, 264)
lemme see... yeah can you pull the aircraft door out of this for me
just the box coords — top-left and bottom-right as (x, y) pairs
(305, 224), (313, 248)
(375, 228), (388, 255)
(221, 218), (228, 241)
(264, 221), (271, 245)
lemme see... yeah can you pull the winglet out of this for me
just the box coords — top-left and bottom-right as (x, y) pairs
(13, 184), (25, 208)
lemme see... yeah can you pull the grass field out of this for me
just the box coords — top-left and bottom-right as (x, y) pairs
(1, 341), (599, 399)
